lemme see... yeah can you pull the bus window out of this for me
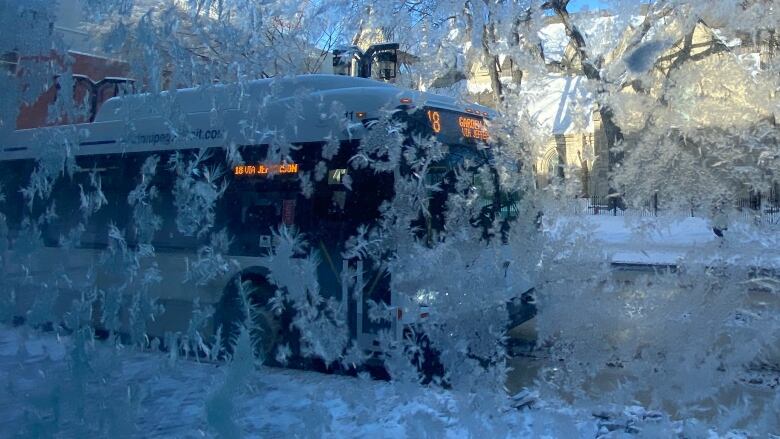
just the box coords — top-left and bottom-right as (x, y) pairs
(243, 203), (278, 227)
(222, 190), (296, 256)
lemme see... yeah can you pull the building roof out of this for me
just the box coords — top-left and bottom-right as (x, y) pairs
(521, 74), (595, 135)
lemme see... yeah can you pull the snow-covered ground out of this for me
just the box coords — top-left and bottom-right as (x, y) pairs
(6, 323), (774, 438)
(549, 214), (780, 268)
(0, 326), (613, 437)
(4, 320), (778, 437)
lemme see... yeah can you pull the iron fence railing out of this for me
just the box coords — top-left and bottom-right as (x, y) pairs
(735, 191), (780, 225)
(575, 191), (779, 225)
(580, 194), (658, 217)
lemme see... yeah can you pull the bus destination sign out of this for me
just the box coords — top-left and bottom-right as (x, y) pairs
(426, 108), (489, 143)
(234, 163), (299, 176)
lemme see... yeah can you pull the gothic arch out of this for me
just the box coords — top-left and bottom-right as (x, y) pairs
(539, 145), (565, 187)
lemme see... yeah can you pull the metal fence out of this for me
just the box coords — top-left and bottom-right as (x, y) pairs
(735, 191), (780, 225)
(581, 194), (658, 217)
(578, 191), (780, 225)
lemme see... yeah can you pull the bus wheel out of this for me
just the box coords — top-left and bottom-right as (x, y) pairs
(213, 271), (298, 366)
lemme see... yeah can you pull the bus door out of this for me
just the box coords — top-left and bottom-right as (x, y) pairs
(344, 165), (393, 350)
(310, 166), (357, 339)
(310, 162), (395, 349)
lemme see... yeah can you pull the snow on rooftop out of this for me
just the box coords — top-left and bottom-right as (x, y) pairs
(712, 28), (742, 48)
(521, 74), (595, 135)
(538, 15), (631, 64)
(574, 15), (631, 61)
(538, 23), (568, 63)
(466, 76), (493, 94)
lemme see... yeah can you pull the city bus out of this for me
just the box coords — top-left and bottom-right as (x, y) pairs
(0, 74), (534, 367)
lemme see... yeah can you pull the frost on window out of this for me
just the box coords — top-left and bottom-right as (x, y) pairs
(184, 228), (238, 286)
(127, 155), (162, 244)
(1, 0), (779, 436)
(168, 149), (227, 238)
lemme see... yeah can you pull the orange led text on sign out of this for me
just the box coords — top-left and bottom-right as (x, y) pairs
(233, 163), (299, 176)
(458, 116), (489, 141)
(427, 110), (442, 133)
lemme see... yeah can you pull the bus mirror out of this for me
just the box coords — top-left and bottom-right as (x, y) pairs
(333, 43), (399, 80)
(365, 43), (398, 80)
(373, 50), (397, 80)
(332, 48), (354, 76)
(333, 46), (361, 76)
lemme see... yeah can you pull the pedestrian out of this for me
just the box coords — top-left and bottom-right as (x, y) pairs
(711, 203), (728, 243)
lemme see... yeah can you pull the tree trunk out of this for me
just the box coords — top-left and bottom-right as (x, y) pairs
(543, 0), (623, 175)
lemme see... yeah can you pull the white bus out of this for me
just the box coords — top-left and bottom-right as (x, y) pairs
(0, 74), (534, 367)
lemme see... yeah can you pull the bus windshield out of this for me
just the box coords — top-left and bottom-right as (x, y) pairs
(402, 106), (518, 241)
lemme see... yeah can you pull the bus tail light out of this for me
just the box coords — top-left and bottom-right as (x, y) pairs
(397, 308), (403, 320)
(399, 97), (412, 104)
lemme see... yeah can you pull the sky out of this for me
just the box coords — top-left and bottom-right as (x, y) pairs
(568, 0), (608, 11)
(568, 0), (649, 12)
